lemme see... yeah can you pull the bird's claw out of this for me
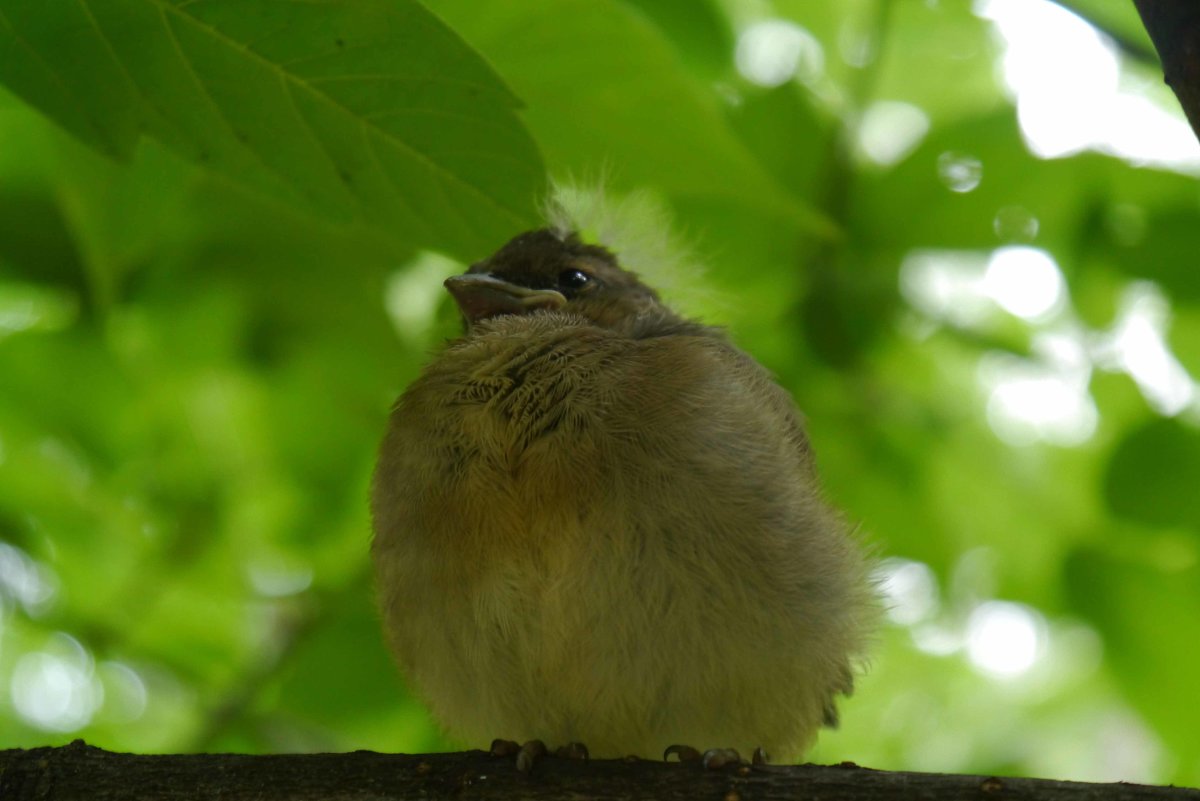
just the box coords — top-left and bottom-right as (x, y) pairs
(515, 740), (546, 773)
(489, 738), (521, 757)
(490, 738), (544, 772)
(490, 738), (587, 772)
(664, 744), (703, 763)
(555, 741), (590, 760)
(664, 744), (770, 769)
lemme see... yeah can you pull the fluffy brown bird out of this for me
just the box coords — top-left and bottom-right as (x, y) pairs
(371, 228), (875, 765)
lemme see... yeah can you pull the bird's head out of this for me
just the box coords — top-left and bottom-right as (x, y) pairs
(445, 229), (682, 337)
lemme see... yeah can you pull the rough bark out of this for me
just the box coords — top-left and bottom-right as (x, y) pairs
(1, 741), (1197, 801)
(1133, 0), (1200, 143)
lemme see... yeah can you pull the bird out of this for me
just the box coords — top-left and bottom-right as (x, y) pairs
(370, 227), (875, 768)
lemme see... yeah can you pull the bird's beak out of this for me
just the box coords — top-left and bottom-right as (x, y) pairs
(444, 274), (567, 324)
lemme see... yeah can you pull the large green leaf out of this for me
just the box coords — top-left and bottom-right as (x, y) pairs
(621, 0), (734, 82)
(0, 0), (545, 258)
(725, 83), (830, 205)
(854, 107), (1200, 264)
(780, 0), (1002, 125)
(427, 0), (830, 237)
(871, 0), (1002, 125)
(1103, 417), (1200, 531)
(1064, 547), (1200, 782)
(1092, 207), (1200, 304)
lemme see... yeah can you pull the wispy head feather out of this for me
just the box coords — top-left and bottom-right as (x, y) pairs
(541, 179), (721, 321)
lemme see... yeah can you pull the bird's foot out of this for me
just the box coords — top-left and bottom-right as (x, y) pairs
(664, 744), (769, 769)
(490, 738), (589, 773)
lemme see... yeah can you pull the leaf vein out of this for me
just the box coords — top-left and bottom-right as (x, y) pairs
(150, 0), (535, 226)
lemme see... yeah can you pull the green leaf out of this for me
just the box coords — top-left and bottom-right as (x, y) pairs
(1099, 207), (1200, 304)
(871, 0), (1003, 125)
(429, 0), (832, 237)
(725, 84), (830, 204)
(854, 107), (1200, 260)
(1103, 417), (1200, 530)
(0, 0), (545, 258)
(620, 0), (735, 81)
(779, 0), (1001, 125)
(1064, 547), (1200, 780)
(853, 111), (1066, 252)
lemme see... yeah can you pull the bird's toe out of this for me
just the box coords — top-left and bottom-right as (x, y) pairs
(490, 738), (587, 772)
(554, 742), (590, 760)
(665, 744), (752, 769)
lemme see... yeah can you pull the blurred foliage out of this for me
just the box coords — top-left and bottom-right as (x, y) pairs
(0, 0), (1198, 786)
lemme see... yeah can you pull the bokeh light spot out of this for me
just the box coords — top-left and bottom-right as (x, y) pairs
(966, 600), (1045, 677)
(937, 151), (983, 192)
(735, 19), (824, 87)
(983, 246), (1064, 321)
(11, 634), (103, 732)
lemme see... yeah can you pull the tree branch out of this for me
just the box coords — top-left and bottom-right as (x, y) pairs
(1, 742), (1197, 801)
(1133, 0), (1200, 142)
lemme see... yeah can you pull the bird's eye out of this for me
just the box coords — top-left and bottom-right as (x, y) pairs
(557, 268), (591, 291)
